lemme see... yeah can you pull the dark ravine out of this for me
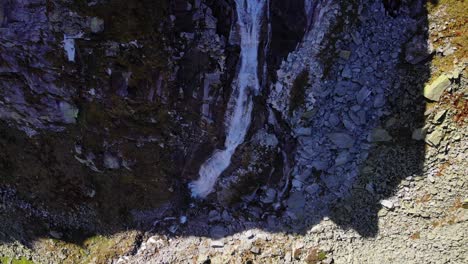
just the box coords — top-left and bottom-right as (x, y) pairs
(1, 0), (467, 263)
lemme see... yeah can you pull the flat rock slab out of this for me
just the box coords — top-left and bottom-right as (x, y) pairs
(424, 74), (451, 101)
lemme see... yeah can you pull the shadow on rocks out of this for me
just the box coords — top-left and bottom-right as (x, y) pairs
(0, 0), (435, 252)
(327, 0), (432, 237)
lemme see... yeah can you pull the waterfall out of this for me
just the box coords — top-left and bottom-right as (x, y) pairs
(189, 0), (266, 198)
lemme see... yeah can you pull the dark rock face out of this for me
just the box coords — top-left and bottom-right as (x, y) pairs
(0, 0), (236, 240)
(268, 0), (307, 80)
(0, 0), (432, 253)
(383, 0), (402, 17)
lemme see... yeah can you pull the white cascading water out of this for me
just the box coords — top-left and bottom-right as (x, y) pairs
(189, 0), (266, 198)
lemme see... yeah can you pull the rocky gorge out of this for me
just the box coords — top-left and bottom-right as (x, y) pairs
(0, 0), (466, 263)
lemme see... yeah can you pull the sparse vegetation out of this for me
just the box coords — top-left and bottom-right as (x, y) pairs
(0, 257), (34, 264)
(289, 70), (310, 115)
(427, 0), (468, 80)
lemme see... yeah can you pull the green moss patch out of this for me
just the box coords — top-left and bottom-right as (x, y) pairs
(0, 257), (35, 264)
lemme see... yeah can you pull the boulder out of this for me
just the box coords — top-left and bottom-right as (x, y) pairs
(380, 199), (394, 209)
(286, 191), (306, 218)
(328, 133), (354, 148)
(424, 74), (450, 101)
(261, 188), (277, 204)
(426, 128), (444, 147)
(405, 34), (433, 64)
(412, 128), (426, 141)
(369, 128), (392, 142)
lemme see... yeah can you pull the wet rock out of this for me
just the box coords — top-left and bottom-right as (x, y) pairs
(105, 42), (119, 57)
(424, 74), (451, 101)
(90, 17), (104, 33)
(328, 133), (354, 148)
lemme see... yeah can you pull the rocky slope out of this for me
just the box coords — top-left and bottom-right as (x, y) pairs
(0, 0), (466, 263)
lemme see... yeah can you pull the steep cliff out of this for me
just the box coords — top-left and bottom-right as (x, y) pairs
(0, 0), (466, 263)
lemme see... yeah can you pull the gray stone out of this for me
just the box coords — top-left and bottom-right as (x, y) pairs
(412, 128), (426, 141)
(356, 87), (370, 104)
(341, 67), (352, 78)
(380, 199), (394, 209)
(295, 127), (312, 136)
(210, 225), (227, 239)
(339, 50), (351, 60)
(335, 151), (349, 166)
(405, 34), (433, 64)
(90, 17), (104, 33)
(310, 225), (323, 234)
(328, 113), (340, 126)
(250, 246), (261, 254)
(244, 230), (255, 239)
(208, 210), (221, 223)
(103, 153), (120, 169)
(424, 74), (451, 101)
(210, 240), (224, 248)
(59, 101), (79, 124)
(261, 188), (277, 204)
(49, 230), (63, 239)
(286, 191), (306, 218)
(305, 184), (320, 195)
(373, 93), (386, 108)
(292, 179), (303, 189)
(369, 128), (392, 142)
(302, 110), (317, 120)
(433, 109), (447, 124)
(328, 133), (354, 148)
(204, 13), (217, 29)
(426, 129), (444, 147)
